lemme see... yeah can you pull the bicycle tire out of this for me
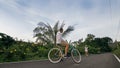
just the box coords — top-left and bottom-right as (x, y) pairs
(71, 49), (81, 63)
(48, 48), (62, 63)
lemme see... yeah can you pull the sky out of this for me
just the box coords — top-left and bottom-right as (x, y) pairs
(0, 0), (120, 42)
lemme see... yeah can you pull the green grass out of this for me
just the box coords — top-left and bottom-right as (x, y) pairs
(113, 48), (120, 59)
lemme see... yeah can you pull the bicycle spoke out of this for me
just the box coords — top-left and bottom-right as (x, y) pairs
(48, 48), (62, 63)
(71, 49), (81, 63)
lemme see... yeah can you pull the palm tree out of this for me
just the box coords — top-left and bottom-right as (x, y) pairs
(33, 21), (74, 46)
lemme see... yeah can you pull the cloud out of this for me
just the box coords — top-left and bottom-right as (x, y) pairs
(0, 0), (120, 42)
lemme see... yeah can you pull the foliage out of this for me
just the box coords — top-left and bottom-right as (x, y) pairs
(85, 34), (112, 53)
(0, 40), (51, 63)
(85, 34), (95, 44)
(113, 48), (120, 58)
(112, 41), (120, 58)
(76, 43), (85, 54)
(0, 33), (51, 62)
(76, 34), (113, 54)
(0, 33), (15, 49)
(77, 42), (101, 54)
(88, 46), (101, 54)
(0, 33), (115, 62)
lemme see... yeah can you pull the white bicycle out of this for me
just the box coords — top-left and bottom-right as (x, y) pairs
(48, 44), (81, 63)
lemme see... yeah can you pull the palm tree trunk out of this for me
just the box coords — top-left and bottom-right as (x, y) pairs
(54, 33), (57, 46)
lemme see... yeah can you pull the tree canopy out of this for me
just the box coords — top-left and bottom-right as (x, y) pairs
(33, 21), (74, 46)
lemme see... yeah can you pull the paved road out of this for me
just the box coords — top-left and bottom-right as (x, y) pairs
(0, 53), (120, 68)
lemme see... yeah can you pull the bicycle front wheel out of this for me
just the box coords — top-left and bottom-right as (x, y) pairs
(48, 48), (62, 63)
(71, 49), (81, 63)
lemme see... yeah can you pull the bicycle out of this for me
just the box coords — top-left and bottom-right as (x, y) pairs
(48, 44), (81, 63)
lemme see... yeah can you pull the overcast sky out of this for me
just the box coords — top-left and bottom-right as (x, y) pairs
(0, 0), (120, 42)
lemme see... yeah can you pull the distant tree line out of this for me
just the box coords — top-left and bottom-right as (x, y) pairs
(76, 34), (113, 54)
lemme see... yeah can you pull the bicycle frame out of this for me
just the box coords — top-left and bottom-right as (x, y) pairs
(56, 44), (76, 56)
(69, 44), (76, 52)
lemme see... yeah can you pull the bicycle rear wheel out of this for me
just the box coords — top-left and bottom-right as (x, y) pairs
(48, 48), (62, 63)
(71, 49), (81, 63)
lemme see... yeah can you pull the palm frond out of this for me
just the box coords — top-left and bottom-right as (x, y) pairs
(60, 20), (65, 29)
(35, 33), (53, 44)
(37, 22), (48, 27)
(62, 26), (74, 37)
(46, 23), (54, 39)
(53, 21), (59, 34)
(33, 22), (55, 44)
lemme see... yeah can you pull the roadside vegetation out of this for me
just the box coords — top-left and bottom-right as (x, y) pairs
(0, 32), (49, 62)
(112, 41), (120, 58)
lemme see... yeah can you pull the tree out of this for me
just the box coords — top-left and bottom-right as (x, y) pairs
(84, 34), (113, 53)
(100, 37), (113, 52)
(33, 21), (74, 46)
(0, 33), (15, 49)
(85, 34), (95, 45)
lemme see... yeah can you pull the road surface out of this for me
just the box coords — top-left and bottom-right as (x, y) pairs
(0, 53), (120, 68)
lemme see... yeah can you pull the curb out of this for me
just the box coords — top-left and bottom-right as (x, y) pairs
(113, 54), (120, 63)
(0, 59), (48, 64)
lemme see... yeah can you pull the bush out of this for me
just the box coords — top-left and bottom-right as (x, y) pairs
(76, 45), (85, 55)
(88, 46), (101, 54)
(113, 48), (120, 58)
(77, 45), (101, 54)
(37, 46), (49, 58)
(112, 43), (120, 58)
(0, 33), (52, 63)
(0, 41), (51, 63)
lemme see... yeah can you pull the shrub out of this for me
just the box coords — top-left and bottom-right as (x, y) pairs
(113, 48), (120, 58)
(76, 45), (85, 55)
(88, 46), (101, 54)
(77, 45), (101, 54)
